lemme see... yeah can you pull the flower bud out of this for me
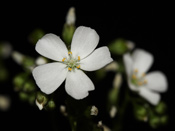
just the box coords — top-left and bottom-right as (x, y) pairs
(154, 102), (166, 115)
(134, 105), (148, 122)
(13, 73), (28, 91)
(62, 24), (76, 45)
(160, 115), (168, 125)
(23, 80), (36, 92)
(47, 100), (56, 110)
(28, 29), (45, 45)
(113, 73), (122, 89)
(0, 95), (10, 111)
(19, 92), (29, 101)
(35, 56), (48, 65)
(66, 7), (76, 25)
(108, 87), (119, 105)
(149, 116), (160, 128)
(104, 61), (118, 72)
(12, 51), (25, 65)
(108, 39), (131, 55)
(109, 105), (117, 118)
(36, 92), (48, 110)
(60, 105), (68, 116)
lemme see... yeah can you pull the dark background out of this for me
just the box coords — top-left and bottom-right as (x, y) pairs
(0, 1), (174, 131)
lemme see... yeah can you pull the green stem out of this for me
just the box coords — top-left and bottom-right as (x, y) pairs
(113, 88), (130, 131)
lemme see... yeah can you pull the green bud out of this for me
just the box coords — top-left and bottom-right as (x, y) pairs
(154, 102), (167, 115)
(28, 29), (45, 44)
(134, 105), (148, 121)
(47, 100), (56, 110)
(108, 39), (128, 55)
(95, 69), (106, 80)
(160, 115), (168, 125)
(13, 73), (28, 90)
(149, 116), (160, 128)
(36, 92), (48, 105)
(23, 80), (36, 92)
(19, 92), (29, 101)
(22, 56), (35, 69)
(62, 24), (76, 46)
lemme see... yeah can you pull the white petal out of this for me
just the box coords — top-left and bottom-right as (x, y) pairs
(132, 49), (153, 74)
(128, 79), (140, 92)
(145, 71), (168, 92)
(123, 53), (133, 77)
(36, 34), (68, 61)
(71, 26), (99, 59)
(80, 47), (113, 71)
(32, 62), (67, 94)
(139, 88), (160, 105)
(65, 69), (94, 99)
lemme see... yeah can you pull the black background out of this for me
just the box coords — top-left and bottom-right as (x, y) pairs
(0, 1), (174, 131)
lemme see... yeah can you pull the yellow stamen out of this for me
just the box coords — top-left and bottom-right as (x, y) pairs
(78, 56), (80, 61)
(68, 67), (72, 71)
(62, 58), (66, 62)
(132, 74), (137, 80)
(142, 73), (146, 77)
(137, 81), (143, 86)
(134, 69), (138, 73)
(68, 52), (72, 55)
(76, 65), (80, 69)
(143, 80), (147, 84)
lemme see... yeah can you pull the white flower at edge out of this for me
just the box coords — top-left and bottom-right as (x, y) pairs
(123, 49), (168, 105)
(32, 26), (113, 100)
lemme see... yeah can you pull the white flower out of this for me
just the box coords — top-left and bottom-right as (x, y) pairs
(32, 26), (113, 100)
(123, 49), (168, 105)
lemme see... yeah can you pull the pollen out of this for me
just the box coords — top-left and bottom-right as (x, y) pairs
(68, 51), (72, 55)
(78, 56), (80, 61)
(134, 69), (138, 73)
(62, 58), (66, 62)
(76, 65), (80, 69)
(68, 67), (72, 71)
(132, 74), (137, 80)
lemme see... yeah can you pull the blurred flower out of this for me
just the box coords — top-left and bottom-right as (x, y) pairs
(126, 40), (135, 50)
(90, 105), (98, 116)
(0, 95), (10, 111)
(123, 49), (168, 105)
(32, 26), (113, 100)
(109, 105), (117, 118)
(97, 121), (111, 131)
(66, 7), (76, 25)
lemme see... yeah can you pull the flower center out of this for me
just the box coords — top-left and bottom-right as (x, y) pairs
(131, 69), (147, 87)
(62, 51), (80, 71)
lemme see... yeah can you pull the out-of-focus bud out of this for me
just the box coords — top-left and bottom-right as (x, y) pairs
(28, 29), (45, 45)
(13, 73), (28, 91)
(12, 51), (25, 65)
(60, 105), (68, 116)
(47, 100), (56, 110)
(62, 7), (76, 45)
(160, 115), (168, 125)
(104, 61), (118, 72)
(154, 102), (167, 115)
(19, 92), (29, 101)
(0, 42), (12, 58)
(134, 104), (148, 122)
(149, 115), (160, 128)
(22, 56), (35, 71)
(36, 92), (48, 110)
(0, 65), (9, 82)
(90, 105), (98, 116)
(109, 105), (117, 118)
(66, 7), (76, 25)
(23, 80), (36, 92)
(113, 73), (122, 89)
(108, 39), (134, 55)
(0, 95), (10, 111)
(35, 56), (48, 65)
